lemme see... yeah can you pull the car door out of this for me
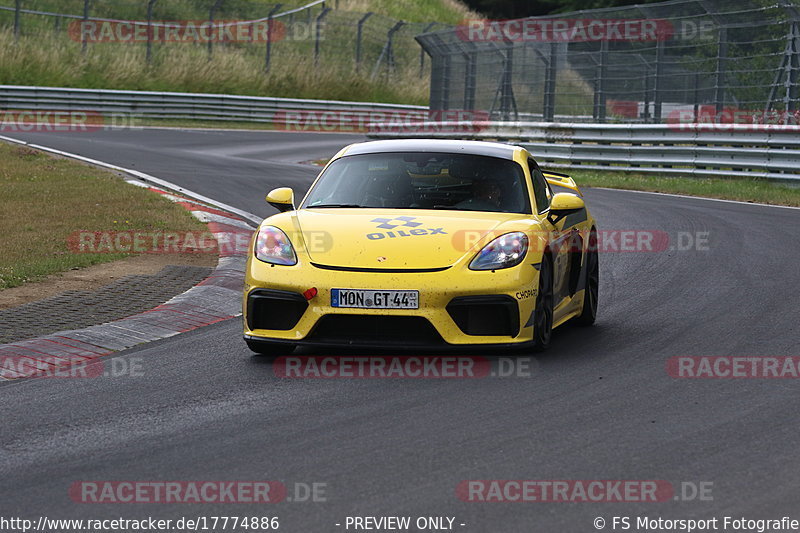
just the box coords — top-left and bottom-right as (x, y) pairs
(528, 159), (578, 316)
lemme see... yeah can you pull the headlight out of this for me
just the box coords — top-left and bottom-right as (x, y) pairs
(254, 226), (297, 265)
(469, 232), (528, 271)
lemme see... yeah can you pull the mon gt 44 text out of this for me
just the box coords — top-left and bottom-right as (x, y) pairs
(243, 139), (599, 354)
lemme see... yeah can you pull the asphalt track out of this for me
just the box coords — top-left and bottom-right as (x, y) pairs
(2, 129), (800, 531)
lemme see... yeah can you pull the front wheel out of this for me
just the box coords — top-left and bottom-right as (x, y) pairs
(574, 229), (599, 326)
(245, 339), (296, 356)
(532, 254), (554, 352)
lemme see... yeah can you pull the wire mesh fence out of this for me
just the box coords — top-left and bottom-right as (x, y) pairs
(417, 0), (800, 124)
(2, 0), (798, 124)
(0, 0), (439, 103)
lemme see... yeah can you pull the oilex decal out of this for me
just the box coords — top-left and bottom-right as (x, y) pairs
(366, 216), (447, 240)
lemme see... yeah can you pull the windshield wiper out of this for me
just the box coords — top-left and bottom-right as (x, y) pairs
(307, 203), (366, 208)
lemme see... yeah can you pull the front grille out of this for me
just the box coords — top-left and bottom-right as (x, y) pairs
(307, 315), (443, 346)
(446, 296), (519, 337)
(247, 289), (308, 331)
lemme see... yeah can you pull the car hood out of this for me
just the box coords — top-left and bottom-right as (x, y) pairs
(293, 208), (521, 270)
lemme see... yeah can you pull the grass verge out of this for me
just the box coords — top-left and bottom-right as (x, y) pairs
(0, 142), (210, 289)
(569, 169), (800, 207)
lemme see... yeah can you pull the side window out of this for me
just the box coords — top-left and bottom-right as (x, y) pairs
(528, 159), (550, 214)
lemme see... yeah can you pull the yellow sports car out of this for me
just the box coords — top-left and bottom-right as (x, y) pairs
(243, 139), (598, 354)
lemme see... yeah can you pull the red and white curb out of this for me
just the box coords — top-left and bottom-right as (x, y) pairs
(0, 179), (256, 381)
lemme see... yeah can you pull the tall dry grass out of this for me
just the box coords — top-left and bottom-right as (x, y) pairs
(0, 27), (430, 104)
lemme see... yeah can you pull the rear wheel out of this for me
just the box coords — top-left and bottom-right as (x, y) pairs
(245, 339), (296, 356)
(532, 254), (554, 352)
(574, 229), (599, 326)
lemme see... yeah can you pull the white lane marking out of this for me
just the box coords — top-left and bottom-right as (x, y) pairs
(0, 134), (263, 226)
(590, 186), (800, 211)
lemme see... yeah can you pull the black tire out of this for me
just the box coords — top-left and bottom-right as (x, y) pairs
(532, 254), (554, 352)
(574, 229), (599, 326)
(245, 339), (296, 356)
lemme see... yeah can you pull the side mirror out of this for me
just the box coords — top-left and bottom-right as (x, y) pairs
(266, 187), (295, 213)
(548, 192), (585, 225)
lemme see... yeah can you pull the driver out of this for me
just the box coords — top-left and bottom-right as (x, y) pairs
(473, 180), (502, 208)
(456, 179), (503, 211)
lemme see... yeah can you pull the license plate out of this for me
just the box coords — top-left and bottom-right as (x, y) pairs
(331, 289), (419, 309)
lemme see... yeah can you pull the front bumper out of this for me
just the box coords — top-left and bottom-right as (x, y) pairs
(243, 258), (540, 348)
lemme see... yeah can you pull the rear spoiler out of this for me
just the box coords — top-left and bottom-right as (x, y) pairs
(542, 170), (582, 196)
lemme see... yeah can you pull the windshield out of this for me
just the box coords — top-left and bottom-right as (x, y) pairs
(302, 152), (531, 214)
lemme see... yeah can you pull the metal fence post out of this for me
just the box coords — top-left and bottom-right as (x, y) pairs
(355, 12), (373, 73)
(502, 45), (518, 121)
(653, 39), (665, 122)
(643, 64), (652, 122)
(14, 0), (21, 41)
(593, 39), (608, 122)
(442, 54), (451, 110)
(81, 0), (90, 55)
(543, 42), (558, 122)
(314, 7), (331, 67)
(419, 22), (437, 78)
(417, 33), (448, 112)
(463, 48), (476, 111)
(207, 0), (225, 61)
(264, 4), (283, 73)
(714, 26), (728, 115)
(491, 42), (517, 121)
(784, 22), (800, 120)
(386, 21), (405, 73)
(146, 0), (158, 64)
(765, 19), (799, 120)
(370, 21), (404, 80)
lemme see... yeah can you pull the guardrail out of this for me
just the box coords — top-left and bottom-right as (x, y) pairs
(3, 86), (798, 180)
(0, 85), (425, 126)
(368, 121), (800, 181)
